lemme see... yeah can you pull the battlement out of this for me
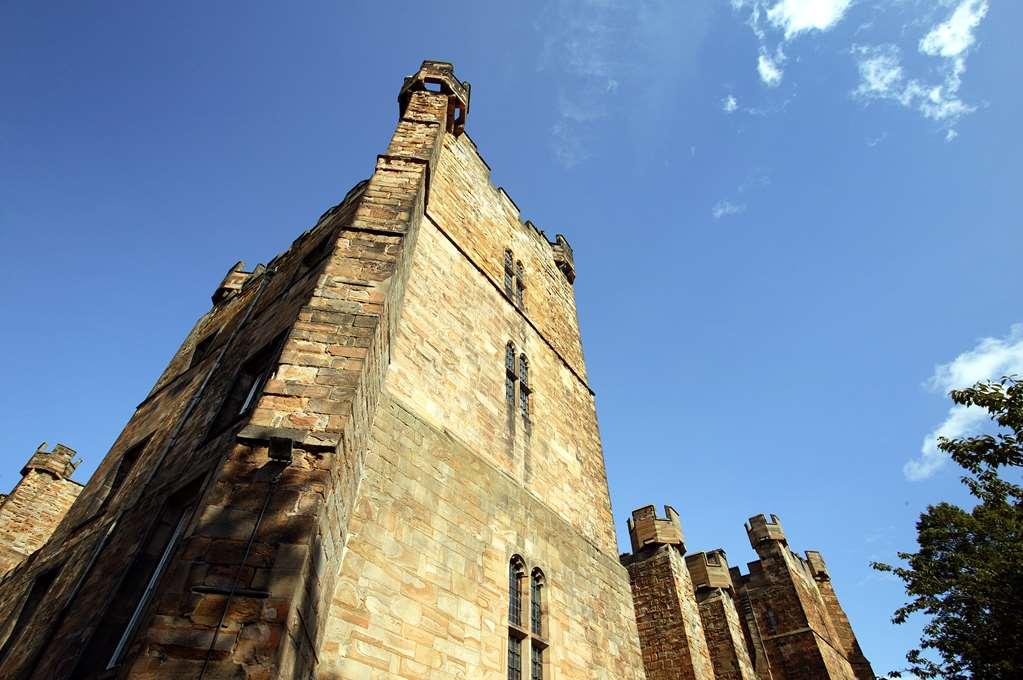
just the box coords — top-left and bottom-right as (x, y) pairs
(805, 550), (830, 580)
(399, 60), (471, 135)
(550, 234), (576, 283)
(212, 260), (255, 305)
(685, 549), (733, 592)
(627, 504), (684, 553)
(21, 442), (80, 480)
(745, 513), (786, 547)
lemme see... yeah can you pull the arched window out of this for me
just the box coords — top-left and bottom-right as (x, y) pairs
(509, 556), (525, 625)
(508, 556), (527, 680)
(505, 343), (517, 406)
(508, 558), (547, 680)
(504, 250), (515, 298)
(518, 355), (530, 416)
(514, 261), (525, 309)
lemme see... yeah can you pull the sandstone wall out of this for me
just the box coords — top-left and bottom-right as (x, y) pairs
(386, 135), (616, 554)
(623, 545), (715, 680)
(694, 590), (756, 680)
(0, 469), (81, 575)
(318, 391), (645, 680)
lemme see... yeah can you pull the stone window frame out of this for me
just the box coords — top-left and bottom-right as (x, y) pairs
(206, 331), (288, 439)
(506, 555), (550, 680)
(503, 249), (515, 299)
(98, 433), (152, 514)
(505, 342), (517, 407)
(514, 260), (525, 310)
(505, 343), (534, 421)
(72, 474), (205, 677)
(518, 354), (530, 417)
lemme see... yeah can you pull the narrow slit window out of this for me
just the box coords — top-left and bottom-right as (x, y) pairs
(515, 261), (525, 309)
(98, 435), (151, 513)
(303, 233), (333, 269)
(530, 569), (544, 636)
(503, 250), (515, 298)
(72, 477), (203, 677)
(505, 343), (517, 406)
(189, 331), (218, 368)
(208, 333), (286, 436)
(518, 355), (530, 417)
(764, 606), (778, 633)
(508, 634), (522, 680)
(508, 556), (525, 626)
(531, 645), (543, 680)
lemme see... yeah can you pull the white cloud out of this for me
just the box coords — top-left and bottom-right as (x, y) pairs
(712, 200), (747, 219)
(905, 324), (1023, 481)
(919, 0), (988, 58)
(852, 0), (988, 135)
(758, 50), (785, 87)
(731, 0), (851, 88)
(767, 0), (854, 39)
(723, 95), (739, 113)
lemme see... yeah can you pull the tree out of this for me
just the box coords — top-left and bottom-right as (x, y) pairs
(873, 377), (1023, 679)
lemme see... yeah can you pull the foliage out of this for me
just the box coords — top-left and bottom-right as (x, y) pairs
(873, 377), (1023, 679)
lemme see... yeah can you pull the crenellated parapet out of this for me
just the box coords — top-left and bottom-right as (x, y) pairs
(627, 504), (684, 554)
(745, 512), (787, 548)
(212, 260), (254, 305)
(20, 442), (80, 480)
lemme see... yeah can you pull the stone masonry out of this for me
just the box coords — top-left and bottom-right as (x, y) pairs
(0, 443), (82, 575)
(0, 61), (873, 680)
(622, 507), (874, 680)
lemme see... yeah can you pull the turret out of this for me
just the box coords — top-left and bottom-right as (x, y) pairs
(550, 234), (576, 283)
(0, 442), (82, 575)
(685, 549), (733, 593)
(212, 260), (253, 305)
(398, 60), (471, 135)
(20, 442), (80, 480)
(626, 504), (684, 553)
(745, 513), (786, 549)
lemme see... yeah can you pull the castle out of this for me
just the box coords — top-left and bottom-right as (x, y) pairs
(0, 61), (873, 680)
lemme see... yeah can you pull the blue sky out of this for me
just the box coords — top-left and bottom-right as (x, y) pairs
(1, 1), (1020, 674)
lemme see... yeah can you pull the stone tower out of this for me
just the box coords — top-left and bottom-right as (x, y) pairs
(733, 514), (875, 680)
(684, 550), (756, 680)
(620, 505), (716, 680)
(0, 443), (82, 575)
(0, 61), (646, 680)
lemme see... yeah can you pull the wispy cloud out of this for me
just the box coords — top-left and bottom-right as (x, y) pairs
(712, 200), (747, 219)
(852, 0), (988, 136)
(538, 0), (714, 168)
(905, 323), (1023, 481)
(722, 95), (739, 113)
(866, 131), (888, 147)
(757, 49), (785, 87)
